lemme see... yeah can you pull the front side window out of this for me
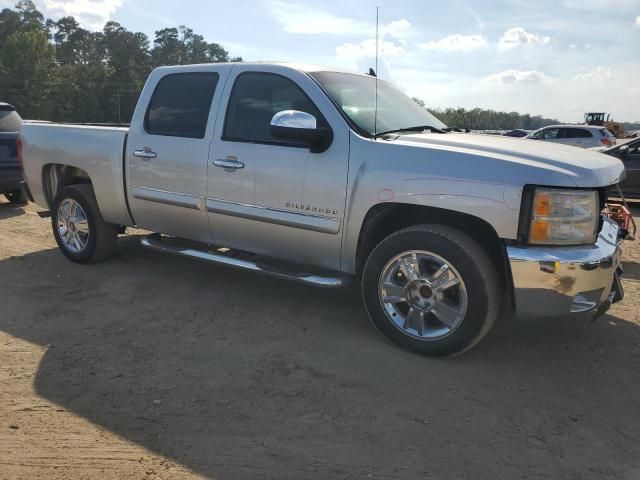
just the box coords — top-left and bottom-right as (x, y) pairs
(145, 72), (219, 138)
(542, 128), (559, 140)
(309, 71), (446, 136)
(223, 72), (324, 144)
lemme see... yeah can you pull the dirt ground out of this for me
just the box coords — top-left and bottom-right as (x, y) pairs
(1, 200), (639, 480)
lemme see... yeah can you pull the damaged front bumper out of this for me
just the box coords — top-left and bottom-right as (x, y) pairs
(507, 218), (624, 319)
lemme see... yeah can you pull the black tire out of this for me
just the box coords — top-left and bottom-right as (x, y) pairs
(362, 224), (500, 357)
(51, 184), (119, 263)
(4, 188), (28, 204)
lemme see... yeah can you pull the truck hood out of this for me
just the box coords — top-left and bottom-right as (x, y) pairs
(392, 132), (625, 188)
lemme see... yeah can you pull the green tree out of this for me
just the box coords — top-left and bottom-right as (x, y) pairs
(0, 28), (55, 118)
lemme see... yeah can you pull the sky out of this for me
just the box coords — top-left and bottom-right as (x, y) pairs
(3, 0), (640, 122)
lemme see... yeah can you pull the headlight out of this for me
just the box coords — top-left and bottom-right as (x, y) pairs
(528, 188), (599, 245)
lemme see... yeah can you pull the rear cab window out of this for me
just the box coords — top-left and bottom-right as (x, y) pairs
(145, 73), (219, 138)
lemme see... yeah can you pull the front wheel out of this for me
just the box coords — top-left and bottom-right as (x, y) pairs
(362, 224), (500, 357)
(51, 184), (119, 263)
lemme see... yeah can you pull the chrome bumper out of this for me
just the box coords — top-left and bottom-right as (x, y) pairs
(507, 218), (623, 318)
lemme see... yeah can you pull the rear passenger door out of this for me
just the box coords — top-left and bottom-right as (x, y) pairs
(206, 66), (349, 271)
(126, 66), (231, 243)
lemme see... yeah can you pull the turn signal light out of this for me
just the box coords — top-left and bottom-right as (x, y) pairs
(530, 220), (549, 242)
(533, 192), (550, 217)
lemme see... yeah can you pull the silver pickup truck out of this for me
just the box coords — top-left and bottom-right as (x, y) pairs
(19, 62), (626, 356)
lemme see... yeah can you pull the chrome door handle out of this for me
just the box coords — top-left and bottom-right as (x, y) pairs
(133, 148), (157, 159)
(213, 158), (244, 170)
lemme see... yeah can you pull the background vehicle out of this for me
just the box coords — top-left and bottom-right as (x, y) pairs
(19, 63), (626, 357)
(584, 112), (625, 139)
(601, 138), (640, 198)
(0, 103), (26, 204)
(503, 129), (529, 138)
(526, 124), (616, 148)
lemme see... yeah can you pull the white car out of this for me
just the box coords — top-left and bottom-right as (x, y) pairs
(526, 125), (616, 148)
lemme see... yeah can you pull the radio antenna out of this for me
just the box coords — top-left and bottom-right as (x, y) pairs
(374, 6), (379, 139)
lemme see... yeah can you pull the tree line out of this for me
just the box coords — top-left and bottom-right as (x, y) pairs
(0, 1), (241, 123)
(412, 99), (562, 131)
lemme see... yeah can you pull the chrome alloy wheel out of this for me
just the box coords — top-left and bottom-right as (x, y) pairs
(378, 250), (468, 340)
(57, 198), (90, 253)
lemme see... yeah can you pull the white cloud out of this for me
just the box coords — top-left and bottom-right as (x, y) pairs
(336, 39), (405, 59)
(0, 0), (123, 30)
(563, 0), (640, 9)
(636, 15), (640, 26)
(574, 66), (615, 81)
(498, 27), (550, 50)
(484, 70), (547, 84)
(420, 34), (488, 52)
(268, 1), (411, 39)
(269, 1), (370, 35)
(383, 19), (412, 39)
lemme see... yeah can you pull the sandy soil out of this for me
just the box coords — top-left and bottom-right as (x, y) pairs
(1, 200), (639, 480)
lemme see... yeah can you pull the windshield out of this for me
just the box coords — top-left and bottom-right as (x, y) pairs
(309, 72), (446, 137)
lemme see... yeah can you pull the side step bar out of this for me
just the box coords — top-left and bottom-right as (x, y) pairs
(140, 235), (352, 288)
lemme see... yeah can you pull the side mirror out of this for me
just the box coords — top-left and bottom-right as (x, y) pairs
(270, 110), (333, 154)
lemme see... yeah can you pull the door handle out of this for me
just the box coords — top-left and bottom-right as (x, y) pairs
(133, 148), (157, 160)
(213, 158), (244, 170)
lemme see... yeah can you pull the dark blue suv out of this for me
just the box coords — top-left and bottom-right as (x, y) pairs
(0, 103), (26, 204)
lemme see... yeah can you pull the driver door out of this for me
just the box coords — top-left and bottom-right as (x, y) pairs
(206, 66), (349, 270)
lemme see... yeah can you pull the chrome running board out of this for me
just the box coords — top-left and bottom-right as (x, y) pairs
(140, 235), (351, 288)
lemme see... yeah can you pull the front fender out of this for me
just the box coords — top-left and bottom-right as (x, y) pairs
(341, 135), (523, 274)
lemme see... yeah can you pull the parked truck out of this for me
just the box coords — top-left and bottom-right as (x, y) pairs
(19, 63), (626, 356)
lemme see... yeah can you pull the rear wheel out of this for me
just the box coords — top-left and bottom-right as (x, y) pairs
(362, 224), (500, 357)
(51, 184), (118, 263)
(4, 188), (27, 204)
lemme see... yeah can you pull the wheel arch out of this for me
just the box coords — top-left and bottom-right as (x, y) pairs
(42, 163), (92, 210)
(355, 202), (514, 309)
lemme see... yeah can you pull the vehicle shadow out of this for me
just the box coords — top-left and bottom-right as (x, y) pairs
(622, 261), (640, 281)
(1, 236), (639, 479)
(0, 199), (26, 220)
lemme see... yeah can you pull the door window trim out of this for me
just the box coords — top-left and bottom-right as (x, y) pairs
(144, 72), (220, 139)
(221, 71), (331, 149)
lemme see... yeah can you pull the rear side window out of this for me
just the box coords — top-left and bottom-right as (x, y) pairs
(145, 73), (219, 138)
(223, 72), (325, 145)
(600, 128), (614, 138)
(0, 108), (22, 132)
(563, 128), (592, 138)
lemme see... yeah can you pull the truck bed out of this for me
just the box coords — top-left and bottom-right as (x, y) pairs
(20, 123), (133, 226)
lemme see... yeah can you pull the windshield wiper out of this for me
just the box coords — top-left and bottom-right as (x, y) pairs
(375, 125), (447, 138)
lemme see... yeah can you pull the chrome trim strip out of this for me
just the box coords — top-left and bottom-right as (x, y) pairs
(131, 186), (203, 210)
(141, 236), (351, 288)
(206, 197), (341, 234)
